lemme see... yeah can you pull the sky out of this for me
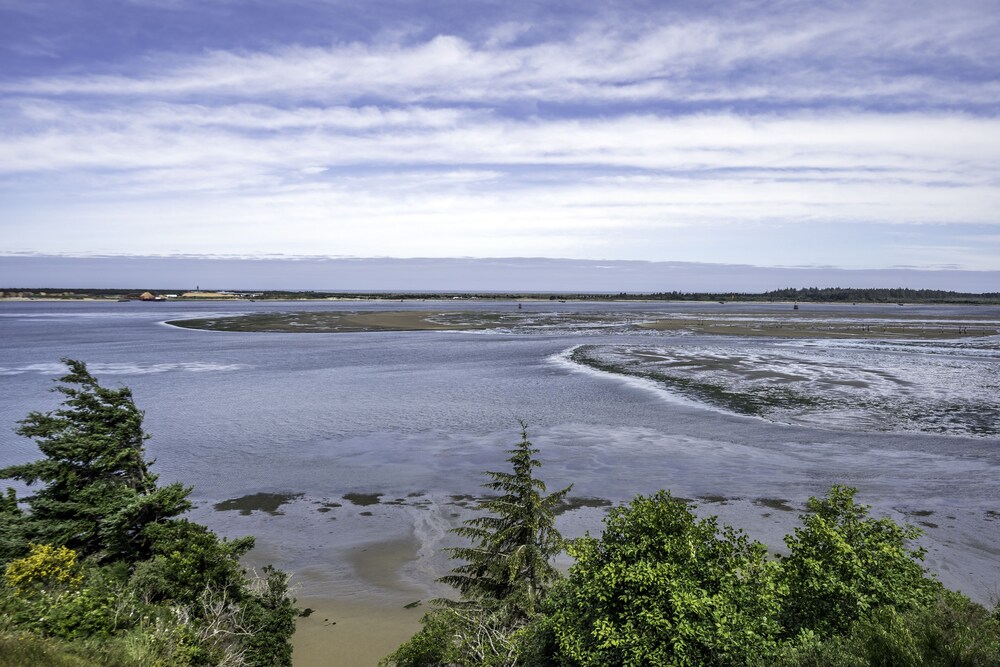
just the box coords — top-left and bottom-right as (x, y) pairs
(2, 0), (1000, 290)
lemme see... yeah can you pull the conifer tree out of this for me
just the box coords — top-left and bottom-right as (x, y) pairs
(440, 421), (571, 619)
(0, 359), (191, 563)
(383, 424), (572, 666)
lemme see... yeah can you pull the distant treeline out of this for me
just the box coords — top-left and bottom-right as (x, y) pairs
(610, 287), (1000, 304)
(3, 287), (1000, 304)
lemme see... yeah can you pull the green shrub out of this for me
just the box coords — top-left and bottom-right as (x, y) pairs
(0, 361), (297, 665)
(770, 590), (1000, 667)
(778, 486), (939, 638)
(546, 491), (782, 666)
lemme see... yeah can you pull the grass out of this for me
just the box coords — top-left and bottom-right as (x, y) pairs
(0, 632), (146, 667)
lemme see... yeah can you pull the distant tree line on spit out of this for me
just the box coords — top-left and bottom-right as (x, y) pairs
(4, 287), (1000, 304)
(609, 287), (1000, 304)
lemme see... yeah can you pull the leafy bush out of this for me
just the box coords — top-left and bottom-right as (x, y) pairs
(778, 485), (939, 638)
(770, 589), (1000, 667)
(241, 566), (299, 667)
(128, 520), (253, 605)
(4, 543), (83, 596)
(545, 490), (782, 666)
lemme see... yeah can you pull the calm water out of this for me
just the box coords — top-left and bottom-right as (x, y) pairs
(1, 300), (998, 603)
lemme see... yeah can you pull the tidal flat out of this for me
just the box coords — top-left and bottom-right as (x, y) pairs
(567, 337), (1000, 437)
(167, 307), (1000, 338)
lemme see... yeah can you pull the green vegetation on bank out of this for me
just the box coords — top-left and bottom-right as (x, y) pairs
(3, 287), (1000, 304)
(0, 360), (297, 666)
(385, 429), (1000, 667)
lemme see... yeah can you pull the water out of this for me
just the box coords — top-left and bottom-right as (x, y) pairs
(1, 300), (998, 603)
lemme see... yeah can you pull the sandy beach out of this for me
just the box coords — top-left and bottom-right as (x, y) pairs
(290, 535), (430, 666)
(293, 597), (423, 667)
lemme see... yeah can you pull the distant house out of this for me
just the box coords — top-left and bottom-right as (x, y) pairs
(140, 292), (157, 301)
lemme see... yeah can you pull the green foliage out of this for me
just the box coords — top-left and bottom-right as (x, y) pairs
(0, 488), (27, 565)
(2, 556), (122, 642)
(129, 520), (253, 605)
(379, 608), (464, 667)
(386, 464), (977, 667)
(385, 423), (571, 666)
(778, 485), (939, 638)
(439, 421), (571, 620)
(0, 359), (191, 564)
(240, 566), (299, 667)
(545, 490), (781, 667)
(770, 589), (1000, 667)
(0, 360), (298, 666)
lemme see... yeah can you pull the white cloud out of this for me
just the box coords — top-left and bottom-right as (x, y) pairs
(2, 1), (998, 269)
(4, 6), (998, 108)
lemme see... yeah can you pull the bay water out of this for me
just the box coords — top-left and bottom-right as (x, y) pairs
(1, 300), (998, 604)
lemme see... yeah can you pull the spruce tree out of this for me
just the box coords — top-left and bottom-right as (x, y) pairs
(384, 424), (572, 666)
(440, 421), (571, 619)
(0, 359), (191, 563)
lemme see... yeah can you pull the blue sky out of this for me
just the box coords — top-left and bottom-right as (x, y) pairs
(2, 0), (1000, 287)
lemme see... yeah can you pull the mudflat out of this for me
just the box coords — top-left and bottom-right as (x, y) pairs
(168, 308), (999, 339)
(637, 315), (993, 339)
(166, 310), (487, 333)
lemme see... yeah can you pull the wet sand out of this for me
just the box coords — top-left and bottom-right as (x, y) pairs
(638, 316), (996, 338)
(292, 535), (428, 666)
(166, 310), (485, 333)
(167, 309), (999, 338)
(293, 597), (422, 667)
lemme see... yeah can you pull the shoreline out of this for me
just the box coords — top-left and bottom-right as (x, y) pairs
(288, 534), (430, 666)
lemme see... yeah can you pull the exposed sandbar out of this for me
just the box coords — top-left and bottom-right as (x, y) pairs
(166, 309), (1000, 339)
(166, 310), (490, 333)
(638, 315), (996, 339)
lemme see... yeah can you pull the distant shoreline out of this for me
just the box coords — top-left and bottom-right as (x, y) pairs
(3, 286), (1000, 305)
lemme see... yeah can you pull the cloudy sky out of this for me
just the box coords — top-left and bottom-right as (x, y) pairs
(2, 0), (1000, 288)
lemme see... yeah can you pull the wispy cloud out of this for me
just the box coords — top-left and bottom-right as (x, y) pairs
(5, 10), (998, 110)
(1, 0), (998, 271)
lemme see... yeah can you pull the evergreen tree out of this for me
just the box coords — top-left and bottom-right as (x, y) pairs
(0, 359), (191, 563)
(0, 359), (299, 665)
(384, 423), (571, 667)
(440, 421), (571, 618)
